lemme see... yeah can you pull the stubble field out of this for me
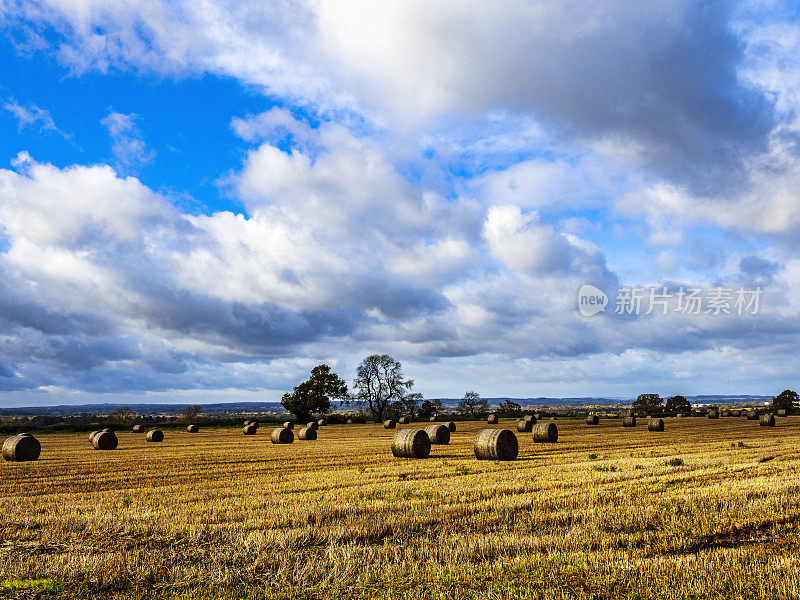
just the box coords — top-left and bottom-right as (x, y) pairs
(2, 417), (800, 599)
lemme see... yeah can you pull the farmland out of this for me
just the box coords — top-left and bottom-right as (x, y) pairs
(2, 417), (800, 599)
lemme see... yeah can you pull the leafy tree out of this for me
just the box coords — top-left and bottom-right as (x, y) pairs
(457, 391), (490, 419)
(632, 393), (663, 416)
(772, 389), (799, 413)
(665, 395), (691, 414)
(497, 400), (523, 418)
(182, 405), (202, 421)
(281, 364), (348, 422)
(350, 355), (414, 421)
(108, 406), (133, 425)
(418, 399), (444, 419)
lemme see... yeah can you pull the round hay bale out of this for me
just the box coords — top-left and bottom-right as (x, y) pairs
(346, 418), (354, 424)
(271, 427), (294, 444)
(516, 419), (533, 433)
(391, 429), (431, 459)
(707, 409), (719, 419)
(92, 430), (118, 450)
(132, 424), (145, 433)
(424, 424), (450, 445)
(675, 413), (683, 418)
(2, 434), (41, 462)
(777, 409), (788, 417)
(445, 421), (456, 432)
(146, 430), (164, 442)
(721, 410), (731, 417)
(317, 419), (327, 427)
(760, 414), (775, 427)
(587, 415), (599, 425)
(487, 414), (498, 424)
(298, 426), (317, 440)
(622, 416), (637, 427)
(243, 420), (251, 426)
(307, 421), (318, 430)
(746, 410), (759, 420)
(647, 418), (664, 432)
(383, 419), (396, 429)
(398, 417), (409, 425)
(243, 424), (257, 435)
(429, 416), (437, 422)
(187, 424), (199, 433)
(283, 421), (294, 429)
(474, 429), (518, 461)
(532, 422), (558, 443)
(89, 430), (101, 442)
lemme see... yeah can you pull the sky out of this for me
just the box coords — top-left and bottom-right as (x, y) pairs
(0, 0), (799, 407)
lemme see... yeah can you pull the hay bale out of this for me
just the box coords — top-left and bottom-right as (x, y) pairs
(445, 421), (456, 432)
(271, 427), (294, 444)
(424, 424), (450, 445)
(429, 416), (437, 422)
(746, 410), (759, 420)
(623, 416), (637, 427)
(532, 422), (558, 443)
(474, 429), (518, 461)
(721, 410), (731, 417)
(487, 414), (498, 424)
(243, 424), (257, 435)
(307, 421), (319, 430)
(317, 419), (327, 427)
(92, 430), (118, 450)
(516, 419), (533, 432)
(187, 424), (199, 433)
(298, 427), (317, 440)
(132, 424), (145, 433)
(391, 429), (431, 459)
(346, 418), (354, 424)
(383, 419), (396, 429)
(777, 409), (788, 417)
(398, 417), (409, 425)
(707, 409), (719, 419)
(89, 430), (101, 442)
(586, 415), (599, 425)
(2, 434), (41, 462)
(675, 413), (683, 418)
(760, 414), (775, 427)
(283, 422), (294, 429)
(146, 430), (164, 442)
(243, 420), (250, 426)
(648, 418), (665, 432)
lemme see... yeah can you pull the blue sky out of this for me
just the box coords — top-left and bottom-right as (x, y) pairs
(0, 1), (799, 407)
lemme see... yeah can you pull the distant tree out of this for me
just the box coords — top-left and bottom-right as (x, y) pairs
(350, 355), (414, 421)
(418, 399), (444, 419)
(632, 394), (663, 416)
(457, 391), (490, 419)
(182, 405), (202, 421)
(108, 406), (133, 425)
(394, 392), (423, 420)
(497, 400), (523, 418)
(282, 364), (349, 422)
(665, 395), (691, 415)
(772, 389), (799, 413)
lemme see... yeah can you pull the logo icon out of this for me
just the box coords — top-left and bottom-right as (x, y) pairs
(578, 284), (608, 317)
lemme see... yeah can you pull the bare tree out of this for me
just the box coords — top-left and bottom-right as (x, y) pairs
(351, 354), (414, 421)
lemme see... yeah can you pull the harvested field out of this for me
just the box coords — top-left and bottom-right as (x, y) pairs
(2, 417), (800, 599)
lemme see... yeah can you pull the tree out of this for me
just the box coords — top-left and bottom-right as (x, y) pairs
(182, 405), (202, 421)
(350, 355), (414, 421)
(457, 391), (490, 419)
(665, 395), (691, 415)
(397, 392), (424, 420)
(772, 389), (799, 413)
(497, 400), (523, 418)
(108, 406), (133, 425)
(418, 399), (444, 419)
(281, 364), (348, 422)
(632, 394), (663, 415)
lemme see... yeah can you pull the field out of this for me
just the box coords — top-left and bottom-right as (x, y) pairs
(2, 417), (800, 599)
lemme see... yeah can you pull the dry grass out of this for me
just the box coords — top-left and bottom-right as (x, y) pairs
(2, 418), (800, 599)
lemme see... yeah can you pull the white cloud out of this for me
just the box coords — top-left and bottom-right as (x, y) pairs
(100, 111), (154, 174)
(3, 99), (69, 138)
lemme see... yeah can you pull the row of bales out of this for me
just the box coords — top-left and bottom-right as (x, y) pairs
(391, 415), (559, 461)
